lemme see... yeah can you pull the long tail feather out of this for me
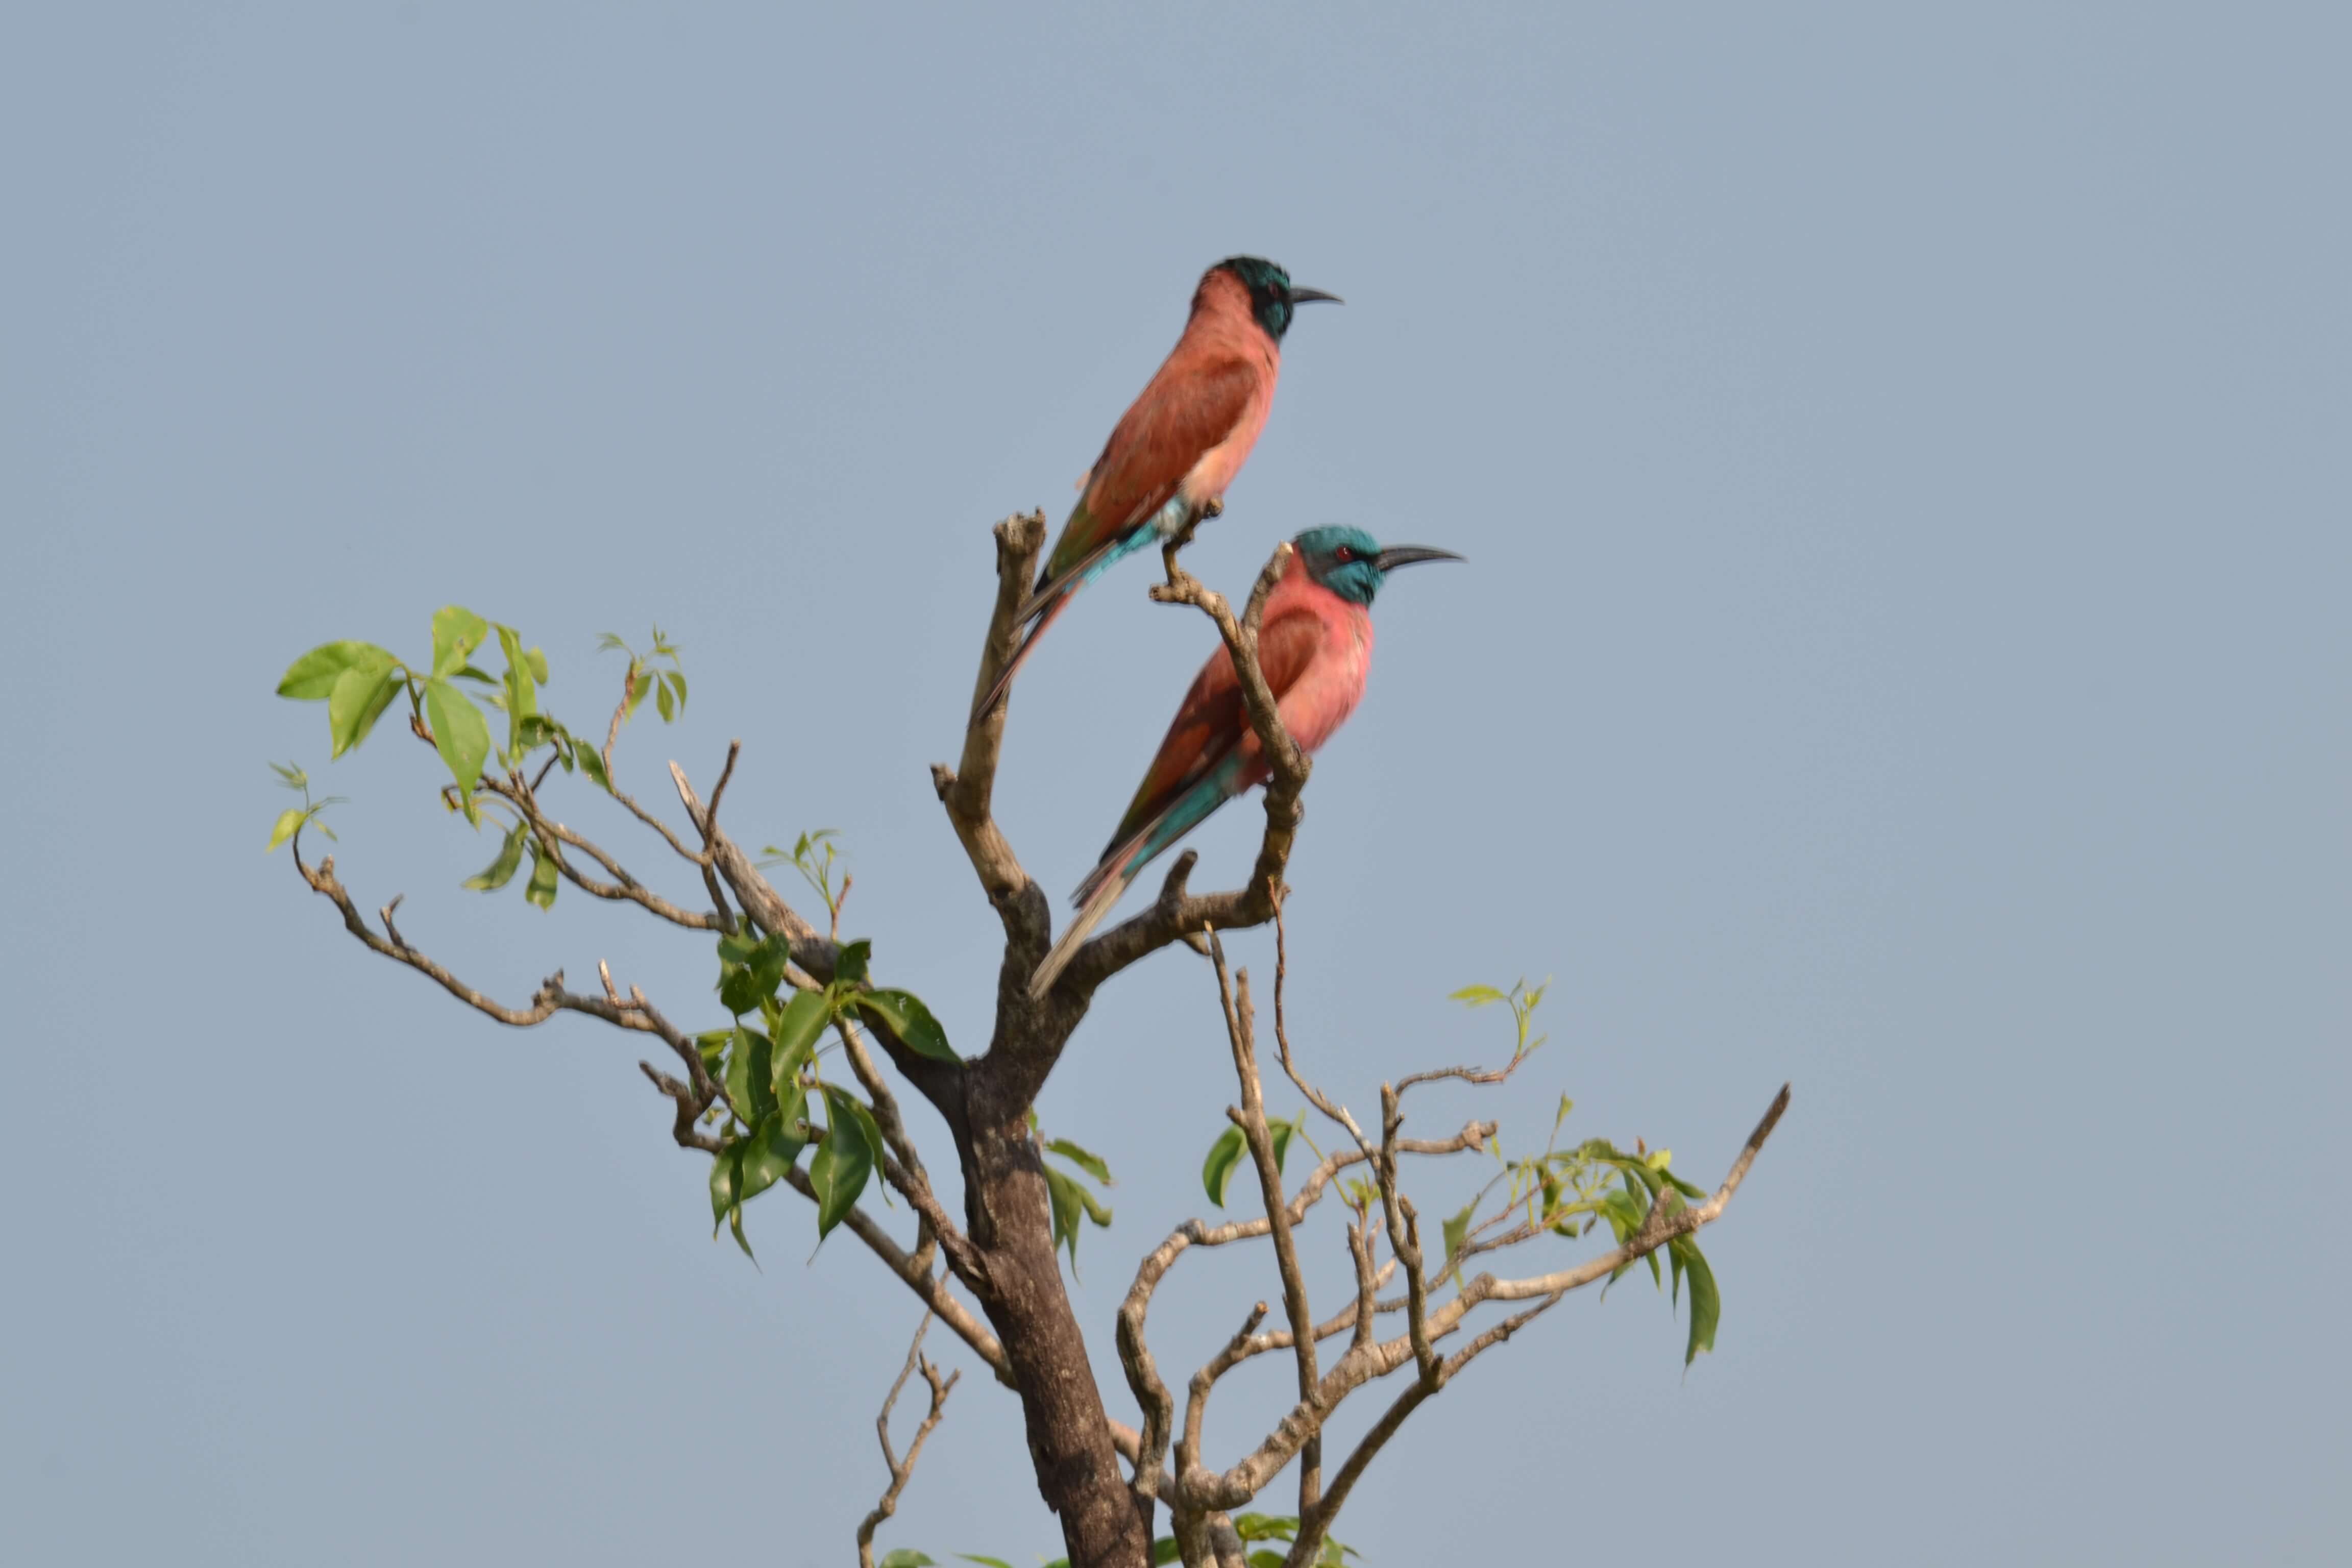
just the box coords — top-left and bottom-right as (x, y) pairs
(1027, 868), (1133, 1000)
(968, 595), (1067, 726)
(1032, 760), (1245, 997)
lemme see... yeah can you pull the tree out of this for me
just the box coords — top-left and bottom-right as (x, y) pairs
(267, 513), (1789, 1568)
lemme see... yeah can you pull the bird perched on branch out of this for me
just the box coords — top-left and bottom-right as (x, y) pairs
(1027, 526), (1461, 997)
(971, 256), (1340, 724)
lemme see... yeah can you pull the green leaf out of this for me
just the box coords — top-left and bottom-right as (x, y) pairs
(1250, 1553), (1285, 1568)
(861, 989), (959, 1063)
(575, 743), (612, 793)
(524, 842), (559, 910)
(1596, 1186), (1644, 1242)
(695, 1029), (730, 1076)
(1041, 1163), (1109, 1273)
(654, 675), (675, 721)
(953, 1558), (1018, 1568)
(495, 625), (538, 750)
(265, 807), (306, 853)
(423, 679), (491, 793)
(462, 824), (529, 891)
(1202, 1125), (1246, 1208)
(1449, 983), (1510, 1007)
(708, 1141), (743, 1228)
(1154, 1539), (1183, 1564)
(808, 1086), (879, 1237)
(834, 937), (872, 986)
(1269, 1113), (1298, 1175)
(625, 660), (653, 717)
(327, 664), (401, 757)
(1044, 1137), (1112, 1186)
(664, 670), (688, 711)
(770, 986), (832, 1082)
(724, 1026), (777, 1126)
(429, 605), (489, 678)
(1671, 1235), (1721, 1365)
(718, 930), (793, 1015)
(526, 646), (549, 683)
(737, 1111), (806, 1204)
(1044, 1164), (1084, 1271)
(825, 1085), (886, 1167)
(278, 641), (396, 700)
(1441, 1199), (1475, 1284)
(878, 1553), (936, 1568)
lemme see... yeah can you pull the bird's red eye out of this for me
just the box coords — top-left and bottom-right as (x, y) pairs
(1333, 546), (1354, 562)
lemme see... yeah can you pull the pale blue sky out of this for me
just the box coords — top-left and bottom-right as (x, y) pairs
(5, 5), (2346, 1564)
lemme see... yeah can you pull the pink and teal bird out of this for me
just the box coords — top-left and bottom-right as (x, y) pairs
(973, 257), (1340, 723)
(1027, 526), (1461, 997)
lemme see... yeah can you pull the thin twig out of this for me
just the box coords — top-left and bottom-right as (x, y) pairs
(1269, 892), (1373, 1161)
(480, 775), (724, 930)
(856, 1314), (961, 1568)
(1206, 934), (1323, 1516)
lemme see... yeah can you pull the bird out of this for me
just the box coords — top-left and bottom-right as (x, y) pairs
(971, 256), (1340, 725)
(1026, 526), (1462, 998)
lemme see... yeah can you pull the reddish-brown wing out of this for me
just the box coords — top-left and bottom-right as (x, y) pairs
(1105, 607), (1324, 852)
(1045, 356), (1259, 582)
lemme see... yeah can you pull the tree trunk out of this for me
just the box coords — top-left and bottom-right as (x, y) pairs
(963, 1105), (1151, 1567)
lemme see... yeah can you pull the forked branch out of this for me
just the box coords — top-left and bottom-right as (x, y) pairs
(857, 1314), (962, 1568)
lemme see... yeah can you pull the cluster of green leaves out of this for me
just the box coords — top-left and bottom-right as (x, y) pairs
(950, 1512), (1356, 1567)
(262, 762), (345, 853)
(1030, 1112), (1114, 1277)
(596, 626), (687, 725)
(274, 614), (691, 908)
(1427, 979), (1722, 1366)
(700, 920), (966, 1259)
(1222, 1513), (1358, 1567)
(1444, 976), (1548, 1061)
(1448, 1098), (1719, 1365)
(760, 828), (849, 933)
(1200, 1111), (1310, 1209)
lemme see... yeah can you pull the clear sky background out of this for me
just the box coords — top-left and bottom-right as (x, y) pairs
(5, 5), (2346, 1564)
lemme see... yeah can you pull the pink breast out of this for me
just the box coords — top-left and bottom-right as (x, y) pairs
(1276, 603), (1374, 756)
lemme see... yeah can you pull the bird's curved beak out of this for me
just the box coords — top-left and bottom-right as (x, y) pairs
(1286, 286), (1344, 306)
(1372, 545), (1464, 572)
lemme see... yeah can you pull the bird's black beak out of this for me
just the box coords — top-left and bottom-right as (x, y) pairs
(1372, 545), (1464, 572)
(1286, 286), (1344, 306)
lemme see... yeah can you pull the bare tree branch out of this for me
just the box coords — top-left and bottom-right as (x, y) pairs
(296, 848), (718, 1104)
(1205, 936), (1324, 1517)
(1183, 1083), (1792, 1514)
(857, 1314), (961, 1568)
(934, 510), (1045, 908)
(1267, 893), (1374, 1160)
